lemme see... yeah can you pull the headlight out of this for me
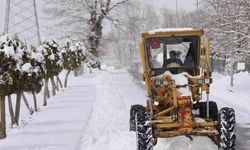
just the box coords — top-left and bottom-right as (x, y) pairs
(197, 78), (211, 84)
(154, 101), (159, 105)
(198, 79), (203, 84)
(205, 78), (210, 84)
(155, 78), (168, 86)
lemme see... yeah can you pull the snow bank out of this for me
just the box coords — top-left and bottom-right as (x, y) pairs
(211, 71), (250, 124)
(81, 70), (136, 150)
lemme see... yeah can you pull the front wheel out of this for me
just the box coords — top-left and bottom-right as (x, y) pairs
(130, 105), (145, 131)
(136, 110), (153, 150)
(218, 107), (236, 150)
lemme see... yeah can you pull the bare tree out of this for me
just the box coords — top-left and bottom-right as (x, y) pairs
(103, 1), (160, 70)
(43, 0), (129, 56)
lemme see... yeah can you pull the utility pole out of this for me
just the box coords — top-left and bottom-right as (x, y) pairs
(4, 0), (41, 45)
(33, 0), (41, 43)
(176, 0), (178, 27)
(195, 0), (200, 28)
(197, 0), (199, 12)
(4, 0), (10, 34)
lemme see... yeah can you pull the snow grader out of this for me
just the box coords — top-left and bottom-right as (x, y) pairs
(129, 28), (236, 150)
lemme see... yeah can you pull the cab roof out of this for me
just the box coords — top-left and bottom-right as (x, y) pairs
(142, 28), (204, 39)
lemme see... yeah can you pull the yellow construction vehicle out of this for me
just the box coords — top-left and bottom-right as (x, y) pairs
(129, 28), (236, 150)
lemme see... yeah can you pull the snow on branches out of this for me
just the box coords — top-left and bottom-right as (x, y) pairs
(61, 38), (86, 72)
(61, 37), (87, 87)
(0, 34), (43, 96)
(0, 34), (44, 126)
(37, 40), (63, 78)
(202, 0), (250, 62)
(0, 33), (100, 134)
(43, 0), (129, 56)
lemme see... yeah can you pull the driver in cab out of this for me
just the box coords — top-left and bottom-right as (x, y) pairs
(163, 50), (183, 68)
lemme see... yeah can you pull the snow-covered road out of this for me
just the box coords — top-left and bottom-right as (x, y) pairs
(80, 69), (217, 150)
(0, 73), (97, 150)
(0, 69), (249, 150)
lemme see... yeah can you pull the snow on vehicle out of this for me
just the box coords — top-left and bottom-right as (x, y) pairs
(129, 28), (236, 150)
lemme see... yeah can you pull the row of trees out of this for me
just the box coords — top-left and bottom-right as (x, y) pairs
(0, 34), (99, 139)
(105, 0), (250, 75)
(200, 0), (250, 74)
(41, 0), (250, 76)
(42, 0), (250, 72)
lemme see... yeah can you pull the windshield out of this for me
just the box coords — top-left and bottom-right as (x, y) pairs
(146, 36), (199, 70)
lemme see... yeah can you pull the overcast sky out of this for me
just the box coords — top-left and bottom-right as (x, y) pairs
(0, 0), (197, 35)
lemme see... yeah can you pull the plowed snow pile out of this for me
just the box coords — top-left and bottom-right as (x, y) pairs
(80, 69), (217, 150)
(211, 72), (250, 123)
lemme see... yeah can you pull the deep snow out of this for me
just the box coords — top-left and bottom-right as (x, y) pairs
(0, 68), (250, 150)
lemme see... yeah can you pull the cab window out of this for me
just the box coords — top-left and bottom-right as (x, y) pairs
(146, 36), (199, 75)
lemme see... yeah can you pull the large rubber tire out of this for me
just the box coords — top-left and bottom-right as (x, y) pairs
(218, 107), (236, 150)
(130, 105), (145, 131)
(199, 101), (218, 120)
(136, 110), (153, 150)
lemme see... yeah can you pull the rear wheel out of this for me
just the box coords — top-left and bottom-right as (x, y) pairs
(199, 101), (218, 120)
(130, 105), (145, 131)
(218, 107), (236, 150)
(136, 110), (153, 150)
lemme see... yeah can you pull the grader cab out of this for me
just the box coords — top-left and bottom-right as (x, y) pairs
(129, 28), (236, 150)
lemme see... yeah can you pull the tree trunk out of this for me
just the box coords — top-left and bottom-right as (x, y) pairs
(64, 70), (71, 88)
(230, 63), (234, 87)
(46, 78), (50, 99)
(32, 92), (38, 112)
(50, 76), (56, 96)
(56, 77), (59, 91)
(74, 67), (79, 77)
(8, 95), (16, 125)
(80, 65), (84, 75)
(15, 92), (21, 126)
(21, 92), (34, 115)
(43, 78), (49, 106)
(230, 74), (234, 87)
(0, 95), (6, 139)
(89, 67), (92, 74)
(56, 76), (63, 89)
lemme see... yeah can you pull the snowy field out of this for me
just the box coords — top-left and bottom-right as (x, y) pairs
(0, 68), (250, 150)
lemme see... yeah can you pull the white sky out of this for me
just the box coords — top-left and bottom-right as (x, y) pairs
(0, 0), (197, 35)
(146, 0), (198, 12)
